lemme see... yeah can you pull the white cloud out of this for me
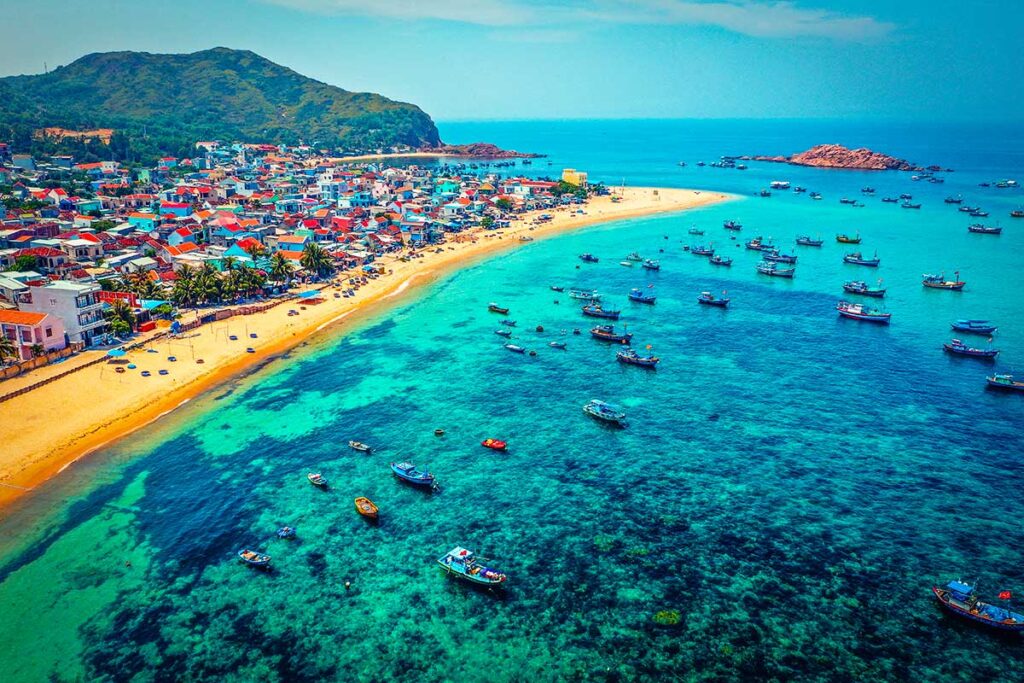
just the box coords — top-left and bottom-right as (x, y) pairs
(263, 0), (894, 40)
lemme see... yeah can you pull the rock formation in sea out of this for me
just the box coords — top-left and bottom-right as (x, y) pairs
(421, 142), (545, 159)
(745, 144), (923, 171)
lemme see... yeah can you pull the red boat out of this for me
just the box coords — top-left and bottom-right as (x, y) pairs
(481, 438), (508, 451)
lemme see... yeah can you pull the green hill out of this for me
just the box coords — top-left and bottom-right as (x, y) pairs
(0, 47), (441, 163)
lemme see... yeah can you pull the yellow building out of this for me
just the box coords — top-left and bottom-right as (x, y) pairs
(561, 168), (588, 187)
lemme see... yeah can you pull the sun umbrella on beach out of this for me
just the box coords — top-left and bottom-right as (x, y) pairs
(106, 348), (127, 358)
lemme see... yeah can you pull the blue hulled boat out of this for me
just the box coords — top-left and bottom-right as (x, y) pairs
(795, 236), (824, 246)
(842, 280), (886, 298)
(238, 549), (272, 569)
(641, 259), (661, 270)
(391, 462), (437, 489)
(943, 338), (999, 359)
(723, 220), (742, 231)
(756, 261), (795, 278)
(590, 325), (632, 344)
(691, 245), (715, 256)
(987, 374), (1024, 392)
(582, 304), (621, 319)
(709, 255), (732, 266)
(579, 253), (600, 263)
(843, 251), (880, 267)
(616, 348), (659, 368)
(628, 288), (657, 304)
(763, 250), (797, 264)
(438, 547), (507, 587)
(933, 580), (1024, 632)
(276, 526), (296, 539)
(697, 291), (730, 307)
(951, 319), (997, 334)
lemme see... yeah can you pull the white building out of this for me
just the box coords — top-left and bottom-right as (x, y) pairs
(19, 280), (108, 345)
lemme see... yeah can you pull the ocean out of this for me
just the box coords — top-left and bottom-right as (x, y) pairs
(1, 119), (1023, 682)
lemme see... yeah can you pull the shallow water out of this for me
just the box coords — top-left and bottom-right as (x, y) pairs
(2, 121), (1024, 681)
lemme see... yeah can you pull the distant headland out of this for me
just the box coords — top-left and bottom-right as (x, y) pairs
(743, 144), (947, 172)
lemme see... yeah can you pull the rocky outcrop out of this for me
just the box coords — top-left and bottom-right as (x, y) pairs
(746, 144), (923, 171)
(422, 142), (544, 159)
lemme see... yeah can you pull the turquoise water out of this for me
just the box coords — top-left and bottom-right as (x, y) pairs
(2, 121), (1024, 681)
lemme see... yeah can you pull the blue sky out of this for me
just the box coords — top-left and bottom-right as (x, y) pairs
(0, 0), (1019, 123)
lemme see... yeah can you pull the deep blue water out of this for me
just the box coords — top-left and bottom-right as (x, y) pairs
(1, 120), (1023, 682)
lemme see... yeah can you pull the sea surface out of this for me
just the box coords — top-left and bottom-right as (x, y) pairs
(2, 120), (1024, 682)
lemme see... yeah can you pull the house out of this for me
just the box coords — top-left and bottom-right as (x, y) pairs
(275, 234), (309, 252)
(167, 226), (198, 247)
(127, 212), (158, 232)
(561, 168), (589, 187)
(0, 309), (66, 360)
(18, 280), (108, 345)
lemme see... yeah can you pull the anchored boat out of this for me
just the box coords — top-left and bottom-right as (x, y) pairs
(795, 235), (824, 246)
(390, 462), (437, 489)
(951, 319), (997, 335)
(843, 251), (880, 267)
(922, 272), (965, 290)
(756, 261), (796, 278)
(238, 549), (272, 569)
(986, 374), (1024, 392)
(354, 497), (379, 520)
(691, 244), (715, 256)
(836, 233), (861, 244)
(842, 280), (886, 298)
(582, 304), (621, 319)
(504, 343), (526, 353)
(723, 220), (742, 231)
(968, 224), (1002, 234)
(590, 325), (632, 344)
(438, 547), (507, 587)
(583, 399), (627, 427)
(307, 472), (328, 488)
(579, 253), (600, 263)
(933, 580), (1024, 632)
(836, 301), (890, 324)
(616, 348), (659, 368)
(628, 287), (657, 304)
(709, 255), (733, 266)
(763, 250), (798, 264)
(943, 339), (999, 359)
(697, 291), (730, 307)
(349, 440), (372, 453)
(481, 438), (508, 451)
(488, 303), (509, 314)
(642, 259), (661, 270)
(568, 288), (600, 301)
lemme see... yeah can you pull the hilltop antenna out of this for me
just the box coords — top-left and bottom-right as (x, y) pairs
(43, 62), (48, 73)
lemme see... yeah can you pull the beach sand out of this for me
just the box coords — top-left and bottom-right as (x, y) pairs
(0, 187), (730, 508)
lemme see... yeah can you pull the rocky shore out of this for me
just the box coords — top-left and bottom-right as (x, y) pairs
(421, 142), (546, 159)
(745, 144), (930, 171)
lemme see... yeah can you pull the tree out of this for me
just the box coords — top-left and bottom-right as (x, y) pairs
(244, 242), (266, 266)
(300, 243), (333, 278)
(105, 298), (137, 332)
(221, 256), (238, 272)
(480, 216), (494, 229)
(0, 334), (17, 364)
(30, 343), (45, 358)
(12, 254), (38, 272)
(269, 252), (294, 284)
(109, 319), (132, 337)
(495, 198), (514, 212)
(170, 265), (198, 307)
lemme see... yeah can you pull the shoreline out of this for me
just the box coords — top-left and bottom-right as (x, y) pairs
(0, 187), (733, 511)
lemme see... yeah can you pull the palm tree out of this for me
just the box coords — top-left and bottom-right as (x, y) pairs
(195, 263), (223, 304)
(244, 243), (266, 267)
(300, 243), (334, 279)
(222, 256), (238, 272)
(105, 298), (136, 332)
(30, 343), (45, 358)
(0, 334), (17, 364)
(269, 252), (294, 284)
(170, 265), (198, 307)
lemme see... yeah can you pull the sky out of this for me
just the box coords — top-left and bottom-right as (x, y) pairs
(0, 0), (1020, 123)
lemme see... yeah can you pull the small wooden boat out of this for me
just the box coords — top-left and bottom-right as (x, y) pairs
(969, 210), (989, 217)
(579, 253), (599, 263)
(842, 280), (886, 298)
(390, 461), (437, 489)
(481, 438), (508, 451)
(583, 399), (627, 427)
(688, 227), (704, 235)
(690, 245), (715, 256)
(795, 236), (823, 246)
(307, 472), (328, 487)
(944, 196), (963, 204)
(500, 319), (517, 327)
(759, 189), (772, 197)
(881, 197), (899, 203)
(697, 291), (730, 307)
(494, 329), (512, 338)
(619, 260), (634, 267)
(922, 272), (965, 290)
(933, 580), (1024, 631)
(836, 233), (861, 244)
(238, 549), (271, 569)
(943, 339), (998, 359)
(549, 341), (566, 349)
(568, 288), (600, 301)
(843, 251), (880, 267)
(709, 255), (732, 266)
(488, 303), (509, 314)
(590, 325), (632, 344)
(951, 319), (997, 335)
(723, 220), (742, 231)
(504, 343), (526, 354)
(349, 440), (372, 453)
(550, 285), (564, 292)
(968, 224), (1002, 234)
(836, 301), (890, 324)
(616, 348), (659, 368)
(276, 526), (296, 539)
(986, 374), (1024, 392)
(1011, 210), (1024, 218)
(354, 497), (379, 519)
(756, 261), (795, 278)
(764, 250), (797, 264)
(628, 288), (656, 304)
(434, 428), (445, 436)
(582, 304), (621, 319)
(901, 201), (922, 209)
(438, 547), (507, 587)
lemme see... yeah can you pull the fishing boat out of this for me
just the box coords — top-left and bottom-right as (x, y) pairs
(932, 580), (1024, 632)
(959, 205), (977, 213)
(500, 319), (517, 327)
(548, 341), (567, 349)
(843, 251), (880, 267)
(745, 237), (766, 250)
(238, 549), (272, 569)
(625, 251), (643, 261)
(697, 291), (730, 307)
(481, 438), (508, 451)
(590, 325), (632, 344)
(986, 374), (1024, 392)
(944, 196), (963, 204)
(968, 224), (1002, 234)
(969, 210), (989, 217)
(1012, 210), (1024, 218)
(922, 272), (965, 290)
(836, 301), (891, 324)
(276, 526), (296, 539)
(619, 260), (634, 267)
(349, 440), (372, 453)
(943, 339), (999, 359)
(723, 220), (742, 231)
(688, 227), (705, 235)
(756, 261), (796, 278)
(583, 399), (627, 427)
(504, 343), (526, 353)
(582, 304), (621, 319)
(709, 255), (732, 266)
(882, 197), (899, 203)
(861, 187), (875, 194)
(628, 288), (657, 304)
(494, 329), (512, 338)
(390, 461), (437, 489)
(568, 288), (600, 301)
(550, 285), (564, 292)
(488, 303), (509, 314)
(354, 497), (379, 520)
(763, 250), (798, 264)
(899, 193), (913, 200)
(438, 547), (507, 587)
(759, 189), (772, 197)
(951, 319), (997, 334)
(836, 233), (861, 244)
(307, 472), (328, 487)
(795, 236), (823, 246)
(616, 348), (659, 368)
(691, 245), (715, 256)
(642, 259), (661, 270)
(842, 280), (886, 298)
(770, 180), (791, 190)
(810, 192), (823, 200)
(579, 253), (600, 263)
(901, 201), (922, 209)
(839, 197), (858, 205)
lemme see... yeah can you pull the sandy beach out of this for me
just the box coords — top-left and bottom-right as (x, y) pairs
(0, 187), (730, 508)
